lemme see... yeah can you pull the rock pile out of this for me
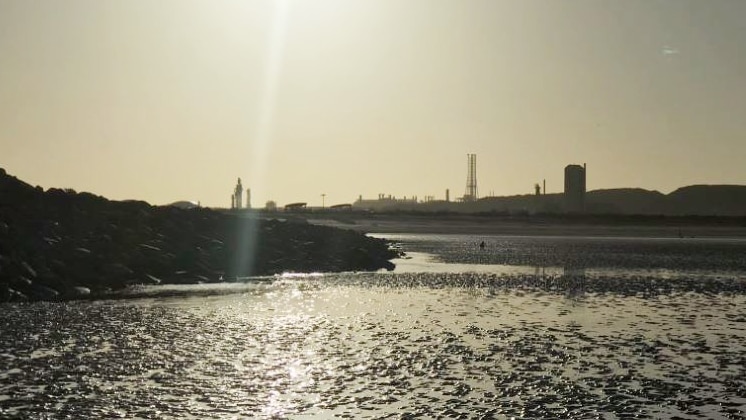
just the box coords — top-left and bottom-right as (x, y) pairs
(0, 168), (399, 301)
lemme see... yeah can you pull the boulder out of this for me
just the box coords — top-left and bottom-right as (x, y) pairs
(144, 274), (162, 285)
(21, 261), (37, 278)
(0, 167), (401, 301)
(71, 286), (91, 297)
(30, 284), (60, 300)
(0, 283), (9, 302)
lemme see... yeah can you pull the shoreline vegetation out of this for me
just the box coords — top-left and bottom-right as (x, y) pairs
(0, 169), (399, 302)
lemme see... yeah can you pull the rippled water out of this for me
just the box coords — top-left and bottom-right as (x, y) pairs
(383, 233), (746, 279)
(2, 235), (746, 419)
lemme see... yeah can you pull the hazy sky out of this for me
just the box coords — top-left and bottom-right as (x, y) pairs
(2, 0), (745, 207)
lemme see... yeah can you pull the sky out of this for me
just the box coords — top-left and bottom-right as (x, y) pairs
(1, 0), (745, 208)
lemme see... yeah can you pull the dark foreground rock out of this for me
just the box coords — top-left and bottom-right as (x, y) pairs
(0, 168), (400, 302)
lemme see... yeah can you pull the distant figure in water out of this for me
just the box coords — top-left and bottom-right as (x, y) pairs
(479, 241), (485, 250)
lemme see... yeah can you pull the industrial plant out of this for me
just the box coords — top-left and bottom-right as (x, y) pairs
(219, 157), (746, 217)
(349, 154), (586, 214)
(230, 178), (251, 210)
(227, 155), (590, 215)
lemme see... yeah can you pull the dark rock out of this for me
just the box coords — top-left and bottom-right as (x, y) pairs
(7, 287), (28, 302)
(21, 261), (37, 278)
(196, 275), (212, 283)
(144, 274), (163, 285)
(0, 283), (9, 302)
(102, 263), (134, 279)
(0, 167), (400, 302)
(31, 283), (60, 300)
(71, 286), (91, 297)
(12, 276), (32, 287)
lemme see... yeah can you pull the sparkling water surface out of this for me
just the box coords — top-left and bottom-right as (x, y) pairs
(2, 234), (746, 419)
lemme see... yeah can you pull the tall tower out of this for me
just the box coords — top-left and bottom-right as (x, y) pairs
(234, 178), (243, 209)
(246, 188), (251, 209)
(464, 154), (478, 202)
(564, 164), (586, 212)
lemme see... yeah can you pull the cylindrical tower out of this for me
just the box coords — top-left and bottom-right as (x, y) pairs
(564, 164), (586, 212)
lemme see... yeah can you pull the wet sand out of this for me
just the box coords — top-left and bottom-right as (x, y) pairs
(308, 215), (746, 238)
(1, 274), (745, 419)
(3, 231), (745, 418)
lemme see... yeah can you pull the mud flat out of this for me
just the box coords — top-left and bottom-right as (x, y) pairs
(1, 273), (744, 419)
(308, 213), (746, 238)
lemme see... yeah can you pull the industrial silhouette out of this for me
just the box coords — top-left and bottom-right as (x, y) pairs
(564, 164), (586, 212)
(463, 154), (478, 202)
(217, 153), (746, 216)
(231, 178), (243, 209)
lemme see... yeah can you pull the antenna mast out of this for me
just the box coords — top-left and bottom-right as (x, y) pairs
(464, 154), (478, 202)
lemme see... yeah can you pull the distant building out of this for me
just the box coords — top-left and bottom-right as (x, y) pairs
(330, 203), (352, 211)
(232, 178), (243, 209)
(353, 194), (418, 211)
(285, 202), (307, 212)
(564, 163), (586, 212)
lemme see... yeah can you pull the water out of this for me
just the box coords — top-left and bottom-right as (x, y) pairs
(2, 234), (746, 419)
(382, 233), (746, 279)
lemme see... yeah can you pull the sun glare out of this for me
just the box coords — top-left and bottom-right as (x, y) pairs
(250, 0), (290, 198)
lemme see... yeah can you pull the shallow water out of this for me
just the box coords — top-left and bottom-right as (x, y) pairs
(2, 235), (746, 419)
(382, 233), (746, 280)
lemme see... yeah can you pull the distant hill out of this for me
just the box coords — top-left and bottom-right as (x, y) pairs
(586, 188), (666, 215)
(587, 185), (746, 216)
(666, 185), (746, 216)
(474, 185), (746, 216)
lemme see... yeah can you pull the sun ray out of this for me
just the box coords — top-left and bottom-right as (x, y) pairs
(249, 0), (290, 196)
(231, 0), (291, 278)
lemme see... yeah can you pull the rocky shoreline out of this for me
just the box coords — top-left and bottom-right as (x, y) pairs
(0, 169), (400, 302)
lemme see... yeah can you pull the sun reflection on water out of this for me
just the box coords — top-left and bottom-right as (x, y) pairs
(2, 273), (746, 418)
